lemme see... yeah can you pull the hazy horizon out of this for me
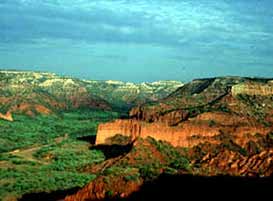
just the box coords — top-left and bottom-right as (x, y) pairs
(1, 0), (273, 82)
(1, 68), (273, 84)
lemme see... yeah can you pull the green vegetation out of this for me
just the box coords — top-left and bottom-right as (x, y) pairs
(0, 110), (118, 153)
(98, 137), (191, 184)
(35, 139), (105, 171)
(0, 110), (117, 201)
(138, 164), (161, 180)
(104, 167), (136, 177)
(147, 137), (190, 171)
(169, 157), (190, 170)
(0, 167), (96, 200)
(236, 94), (273, 126)
(1, 73), (272, 200)
(124, 173), (141, 182)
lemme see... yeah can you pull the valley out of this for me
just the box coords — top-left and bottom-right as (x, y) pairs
(0, 111), (117, 201)
(0, 71), (272, 201)
(0, 70), (182, 201)
(1, 1), (273, 200)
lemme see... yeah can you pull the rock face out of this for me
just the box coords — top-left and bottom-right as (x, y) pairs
(96, 119), (220, 147)
(129, 106), (190, 126)
(96, 114), (271, 147)
(96, 77), (273, 148)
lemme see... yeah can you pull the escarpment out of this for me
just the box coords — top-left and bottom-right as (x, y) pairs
(96, 77), (273, 147)
(96, 113), (271, 147)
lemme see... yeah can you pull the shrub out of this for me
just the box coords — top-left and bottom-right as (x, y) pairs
(164, 167), (178, 175)
(124, 173), (140, 182)
(170, 157), (190, 170)
(139, 164), (160, 180)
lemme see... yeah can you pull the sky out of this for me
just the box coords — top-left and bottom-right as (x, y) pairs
(0, 0), (273, 82)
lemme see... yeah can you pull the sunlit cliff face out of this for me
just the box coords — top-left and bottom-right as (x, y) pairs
(1, 0), (273, 81)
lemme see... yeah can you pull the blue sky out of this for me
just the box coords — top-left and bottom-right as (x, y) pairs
(0, 0), (273, 82)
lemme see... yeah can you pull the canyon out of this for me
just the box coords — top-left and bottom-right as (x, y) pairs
(1, 73), (273, 201)
(96, 77), (273, 148)
(0, 70), (182, 120)
(64, 77), (273, 201)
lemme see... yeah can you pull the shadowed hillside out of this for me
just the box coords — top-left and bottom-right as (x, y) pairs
(19, 174), (273, 201)
(121, 174), (273, 201)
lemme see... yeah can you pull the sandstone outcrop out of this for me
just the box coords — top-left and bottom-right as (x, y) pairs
(96, 119), (219, 147)
(96, 112), (271, 147)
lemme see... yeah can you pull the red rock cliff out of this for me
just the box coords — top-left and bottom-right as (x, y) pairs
(96, 112), (271, 147)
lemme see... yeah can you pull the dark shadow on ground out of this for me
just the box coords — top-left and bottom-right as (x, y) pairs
(18, 174), (273, 201)
(19, 187), (80, 201)
(90, 143), (133, 159)
(122, 174), (273, 201)
(77, 135), (97, 144)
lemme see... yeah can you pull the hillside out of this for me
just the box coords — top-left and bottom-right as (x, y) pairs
(0, 70), (183, 118)
(63, 76), (273, 200)
(65, 135), (273, 201)
(0, 71), (110, 117)
(97, 77), (273, 147)
(95, 76), (273, 175)
(84, 80), (183, 110)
